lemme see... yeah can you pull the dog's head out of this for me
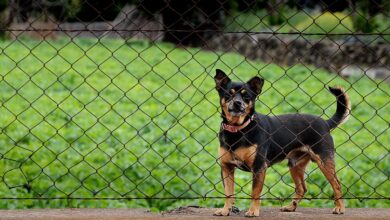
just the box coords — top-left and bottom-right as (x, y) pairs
(214, 69), (264, 125)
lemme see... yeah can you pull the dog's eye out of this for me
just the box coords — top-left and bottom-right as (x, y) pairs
(241, 89), (246, 95)
(229, 89), (235, 94)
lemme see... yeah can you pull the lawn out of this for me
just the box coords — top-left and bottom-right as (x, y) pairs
(0, 37), (389, 210)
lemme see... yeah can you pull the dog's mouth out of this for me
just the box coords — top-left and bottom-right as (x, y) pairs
(228, 108), (246, 116)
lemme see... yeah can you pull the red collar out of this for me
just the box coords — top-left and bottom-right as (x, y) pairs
(221, 115), (255, 133)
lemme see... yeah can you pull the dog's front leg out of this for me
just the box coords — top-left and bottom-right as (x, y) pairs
(214, 164), (235, 216)
(245, 169), (266, 217)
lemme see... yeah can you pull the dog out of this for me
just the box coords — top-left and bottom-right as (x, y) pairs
(213, 69), (350, 217)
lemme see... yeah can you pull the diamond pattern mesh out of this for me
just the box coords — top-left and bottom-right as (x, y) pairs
(0, 0), (389, 209)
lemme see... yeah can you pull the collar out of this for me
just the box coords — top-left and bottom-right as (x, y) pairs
(221, 115), (255, 133)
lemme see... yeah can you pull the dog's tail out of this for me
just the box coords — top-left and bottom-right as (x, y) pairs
(326, 86), (351, 129)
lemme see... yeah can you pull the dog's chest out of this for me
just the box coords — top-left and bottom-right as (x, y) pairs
(219, 145), (257, 170)
(220, 124), (261, 150)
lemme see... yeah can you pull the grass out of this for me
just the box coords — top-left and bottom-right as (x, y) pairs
(0, 37), (389, 210)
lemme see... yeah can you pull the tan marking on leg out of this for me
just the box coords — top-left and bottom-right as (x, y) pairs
(286, 146), (308, 159)
(316, 158), (345, 214)
(245, 170), (266, 217)
(215, 148), (235, 216)
(291, 146), (345, 214)
(308, 148), (345, 215)
(281, 154), (311, 212)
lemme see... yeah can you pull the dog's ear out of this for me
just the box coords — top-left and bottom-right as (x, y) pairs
(214, 69), (231, 91)
(247, 76), (264, 96)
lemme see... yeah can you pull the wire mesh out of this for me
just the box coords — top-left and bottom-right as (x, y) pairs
(0, 0), (389, 210)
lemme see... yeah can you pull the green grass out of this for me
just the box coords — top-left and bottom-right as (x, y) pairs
(0, 37), (389, 210)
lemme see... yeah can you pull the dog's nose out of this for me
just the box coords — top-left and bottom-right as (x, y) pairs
(233, 100), (243, 108)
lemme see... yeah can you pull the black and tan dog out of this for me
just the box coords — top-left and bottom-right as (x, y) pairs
(213, 69), (350, 217)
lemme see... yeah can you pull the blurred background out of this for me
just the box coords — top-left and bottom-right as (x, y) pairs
(0, 0), (388, 211)
(1, 1), (389, 41)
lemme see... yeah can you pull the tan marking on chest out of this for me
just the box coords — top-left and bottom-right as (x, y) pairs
(219, 147), (233, 164)
(219, 145), (257, 169)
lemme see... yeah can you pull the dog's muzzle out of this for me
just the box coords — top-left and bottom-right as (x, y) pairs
(228, 100), (246, 116)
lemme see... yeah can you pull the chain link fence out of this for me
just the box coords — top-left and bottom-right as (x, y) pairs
(0, 0), (389, 210)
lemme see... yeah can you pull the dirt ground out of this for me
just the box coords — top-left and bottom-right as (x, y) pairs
(0, 206), (389, 219)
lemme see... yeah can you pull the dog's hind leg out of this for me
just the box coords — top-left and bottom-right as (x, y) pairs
(315, 156), (345, 214)
(310, 137), (345, 214)
(281, 154), (311, 212)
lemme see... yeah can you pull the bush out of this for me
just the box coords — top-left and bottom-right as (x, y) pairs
(293, 12), (354, 35)
(267, 4), (288, 26)
(352, 10), (378, 33)
(62, 0), (83, 20)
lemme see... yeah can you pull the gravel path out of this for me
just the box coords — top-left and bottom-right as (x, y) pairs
(0, 206), (389, 219)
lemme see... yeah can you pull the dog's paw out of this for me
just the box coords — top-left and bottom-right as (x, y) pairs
(214, 208), (230, 216)
(280, 204), (296, 212)
(244, 209), (260, 217)
(332, 206), (345, 215)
